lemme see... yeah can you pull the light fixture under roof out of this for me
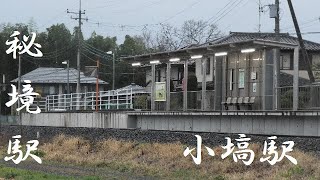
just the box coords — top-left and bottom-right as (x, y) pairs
(150, 60), (160, 64)
(241, 48), (256, 53)
(132, 62), (141, 67)
(191, 55), (203, 59)
(169, 58), (180, 62)
(215, 52), (228, 57)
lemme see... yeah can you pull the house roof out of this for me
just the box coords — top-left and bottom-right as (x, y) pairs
(116, 83), (148, 94)
(11, 67), (108, 84)
(199, 32), (320, 51)
(101, 83), (148, 96)
(280, 71), (310, 86)
(122, 36), (300, 62)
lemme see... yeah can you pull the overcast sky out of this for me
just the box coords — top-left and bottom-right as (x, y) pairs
(1, 0), (320, 43)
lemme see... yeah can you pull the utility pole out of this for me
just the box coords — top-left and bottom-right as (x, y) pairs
(0, 74), (5, 115)
(270, 0), (281, 110)
(287, 0), (315, 83)
(96, 59), (100, 112)
(112, 53), (115, 90)
(18, 29), (22, 129)
(275, 0), (280, 38)
(258, 0), (262, 32)
(67, 0), (88, 109)
(107, 51), (116, 90)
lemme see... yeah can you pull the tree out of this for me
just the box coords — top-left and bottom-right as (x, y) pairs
(82, 32), (118, 88)
(38, 23), (73, 67)
(143, 20), (223, 51)
(117, 35), (149, 88)
(119, 35), (148, 56)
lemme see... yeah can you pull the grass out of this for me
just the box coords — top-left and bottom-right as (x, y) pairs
(0, 134), (319, 179)
(0, 165), (100, 180)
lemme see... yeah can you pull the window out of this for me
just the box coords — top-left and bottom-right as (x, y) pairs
(156, 69), (161, 82)
(49, 86), (55, 95)
(43, 86), (50, 95)
(280, 55), (290, 70)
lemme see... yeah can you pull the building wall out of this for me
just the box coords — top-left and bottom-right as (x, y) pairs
(33, 83), (106, 96)
(220, 51), (264, 110)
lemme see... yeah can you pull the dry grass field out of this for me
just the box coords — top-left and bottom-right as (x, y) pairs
(36, 134), (320, 180)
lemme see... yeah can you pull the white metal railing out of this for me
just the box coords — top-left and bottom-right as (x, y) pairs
(44, 89), (220, 112)
(278, 84), (320, 110)
(45, 89), (140, 111)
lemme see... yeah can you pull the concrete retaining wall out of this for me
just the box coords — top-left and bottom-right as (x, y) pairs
(21, 111), (320, 137)
(133, 112), (320, 137)
(22, 112), (136, 129)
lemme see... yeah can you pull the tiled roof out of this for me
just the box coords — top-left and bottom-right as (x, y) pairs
(199, 32), (320, 51)
(280, 71), (310, 86)
(11, 67), (108, 84)
(116, 83), (148, 94)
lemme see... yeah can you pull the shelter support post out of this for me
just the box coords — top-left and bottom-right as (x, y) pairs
(293, 46), (299, 111)
(166, 62), (171, 111)
(183, 60), (188, 111)
(151, 64), (156, 111)
(273, 49), (280, 110)
(215, 56), (223, 111)
(262, 49), (274, 110)
(201, 58), (207, 111)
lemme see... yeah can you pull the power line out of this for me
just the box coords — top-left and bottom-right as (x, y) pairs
(160, 0), (202, 23)
(81, 51), (110, 68)
(88, 0), (130, 10)
(282, 16), (320, 31)
(82, 41), (107, 54)
(81, 43), (108, 58)
(210, 0), (246, 25)
(289, 32), (320, 35)
(26, 45), (76, 60)
(81, 45), (106, 59)
(107, 0), (164, 15)
(205, 0), (239, 23)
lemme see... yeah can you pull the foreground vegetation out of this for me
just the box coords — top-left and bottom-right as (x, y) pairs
(1, 134), (320, 179)
(41, 135), (320, 179)
(0, 165), (99, 180)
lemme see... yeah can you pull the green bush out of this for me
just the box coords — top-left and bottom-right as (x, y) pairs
(134, 95), (148, 109)
(4, 170), (18, 179)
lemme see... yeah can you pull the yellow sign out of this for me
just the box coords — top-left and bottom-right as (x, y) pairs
(155, 82), (166, 101)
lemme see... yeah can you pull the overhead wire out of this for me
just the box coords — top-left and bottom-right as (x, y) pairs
(160, 0), (202, 24)
(107, 0), (164, 15)
(81, 43), (108, 58)
(282, 17), (320, 31)
(204, 0), (239, 24)
(25, 45), (76, 60)
(210, 0), (245, 25)
(81, 51), (111, 68)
